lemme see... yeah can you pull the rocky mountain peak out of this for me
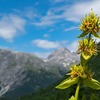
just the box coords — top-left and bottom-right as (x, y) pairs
(47, 48), (71, 60)
(47, 47), (79, 68)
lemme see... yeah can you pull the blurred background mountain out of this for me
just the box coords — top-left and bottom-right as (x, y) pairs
(0, 44), (100, 100)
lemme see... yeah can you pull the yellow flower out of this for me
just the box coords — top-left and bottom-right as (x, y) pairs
(78, 11), (100, 38)
(77, 38), (97, 60)
(67, 65), (92, 79)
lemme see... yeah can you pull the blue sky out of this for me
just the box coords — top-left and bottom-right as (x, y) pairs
(0, 0), (100, 58)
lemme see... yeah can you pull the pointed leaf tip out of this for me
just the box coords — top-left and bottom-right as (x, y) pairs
(77, 31), (88, 38)
(93, 32), (100, 38)
(56, 77), (79, 89)
(69, 95), (75, 100)
(83, 78), (100, 90)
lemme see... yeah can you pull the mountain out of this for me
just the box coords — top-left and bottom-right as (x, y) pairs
(15, 47), (100, 100)
(0, 48), (79, 99)
(47, 48), (79, 68)
(0, 49), (46, 97)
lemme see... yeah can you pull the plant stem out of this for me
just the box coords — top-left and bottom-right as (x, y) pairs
(88, 33), (91, 42)
(80, 54), (85, 66)
(75, 81), (81, 100)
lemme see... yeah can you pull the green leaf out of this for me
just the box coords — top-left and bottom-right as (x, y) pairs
(82, 52), (91, 61)
(83, 78), (100, 90)
(55, 77), (79, 89)
(69, 95), (75, 100)
(93, 32), (100, 38)
(77, 31), (88, 38)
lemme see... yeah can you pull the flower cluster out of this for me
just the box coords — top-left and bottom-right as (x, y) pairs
(56, 11), (100, 100)
(78, 11), (100, 38)
(67, 65), (92, 79)
(77, 38), (97, 60)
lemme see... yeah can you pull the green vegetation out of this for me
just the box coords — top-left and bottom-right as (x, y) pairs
(17, 75), (100, 100)
(55, 11), (100, 100)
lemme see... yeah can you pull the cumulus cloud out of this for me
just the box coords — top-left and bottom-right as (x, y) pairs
(32, 39), (67, 49)
(0, 14), (26, 41)
(32, 39), (60, 49)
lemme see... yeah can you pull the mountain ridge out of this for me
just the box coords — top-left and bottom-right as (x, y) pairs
(0, 47), (79, 99)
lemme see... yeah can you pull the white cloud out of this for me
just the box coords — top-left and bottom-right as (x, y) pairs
(64, 0), (100, 22)
(33, 0), (100, 27)
(0, 14), (26, 41)
(64, 26), (77, 31)
(32, 39), (60, 49)
(67, 40), (78, 52)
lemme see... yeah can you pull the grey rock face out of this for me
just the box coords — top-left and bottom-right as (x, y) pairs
(47, 48), (79, 68)
(0, 49), (47, 97)
(0, 48), (79, 98)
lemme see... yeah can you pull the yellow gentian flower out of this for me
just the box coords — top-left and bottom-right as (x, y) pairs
(78, 11), (100, 38)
